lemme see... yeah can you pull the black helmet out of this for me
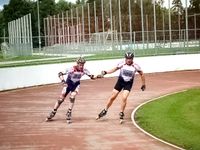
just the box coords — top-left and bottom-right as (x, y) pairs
(125, 52), (134, 59)
(76, 57), (86, 64)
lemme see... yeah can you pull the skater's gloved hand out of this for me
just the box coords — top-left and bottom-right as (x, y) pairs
(89, 75), (95, 80)
(58, 72), (64, 77)
(141, 84), (146, 91)
(101, 71), (107, 76)
(96, 74), (104, 78)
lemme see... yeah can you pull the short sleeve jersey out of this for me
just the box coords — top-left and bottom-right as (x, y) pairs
(66, 66), (91, 83)
(117, 60), (142, 82)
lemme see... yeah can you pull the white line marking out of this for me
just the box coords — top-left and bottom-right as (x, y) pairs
(131, 90), (187, 150)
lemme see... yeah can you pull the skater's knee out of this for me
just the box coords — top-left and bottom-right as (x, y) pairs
(122, 90), (130, 99)
(69, 97), (75, 103)
(71, 91), (77, 97)
(59, 94), (66, 99)
(58, 99), (64, 105)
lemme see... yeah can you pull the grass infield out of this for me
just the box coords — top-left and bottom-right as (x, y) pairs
(0, 47), (199, 68)
(135, 88), (200, 150)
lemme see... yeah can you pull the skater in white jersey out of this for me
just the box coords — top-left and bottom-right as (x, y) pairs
(96, 52), (146, 123)
(46, 57), (102, 123)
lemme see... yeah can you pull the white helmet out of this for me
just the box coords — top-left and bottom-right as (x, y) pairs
(125, 52), (134, 59)
(76, 57), (86, 64)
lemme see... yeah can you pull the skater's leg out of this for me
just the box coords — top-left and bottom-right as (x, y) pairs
(97, 89), (119, 119)
(66, 91), (78, 122)
(46, 87), (68, 120)
(120, 90), (130, 113)
(53, 97), (65, 110)
(52, 89), (67, 111)
(105, 89), (120, 110)
(118, 90), (130, 123)
(46, 97), (66, 120)
(53, 86), (68, 110)
(68, 91), (77, 110)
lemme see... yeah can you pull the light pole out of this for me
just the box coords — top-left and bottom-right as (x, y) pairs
(37, 0), (41, 52)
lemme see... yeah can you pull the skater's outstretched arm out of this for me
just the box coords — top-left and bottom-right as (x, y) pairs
(138, 70), (146, 91)
(88, 74), (102, 79)
(101, 67), (119, 76)
(58, 72), (67, 84)
(84, 68), (105, 80)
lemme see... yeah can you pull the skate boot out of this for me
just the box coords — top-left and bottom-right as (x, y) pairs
(96, 109), (107, 120)
(119, 112), (124, 124)
(46, 110), (57, 121)
(66, 109), (72, 124)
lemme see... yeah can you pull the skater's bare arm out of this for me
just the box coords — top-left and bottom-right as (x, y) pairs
(84, 68), (103, 80)
(58, 72), (66, 84)
(138, 71), (146, 91)
(102, 67), (119, 75)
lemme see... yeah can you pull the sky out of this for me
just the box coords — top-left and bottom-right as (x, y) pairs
(0, 0), (189, 11)
(0, 0), (9, 10)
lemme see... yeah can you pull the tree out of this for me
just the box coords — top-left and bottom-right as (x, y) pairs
(171, 0), (184, 31)
(86, 0), (95, 3)
(0, 11), (5, 37)
(0, 10), (5, 48)
(3, 0), (32, 24)
(188, 0), (200, 32)
(32, 0), (56, 35)
(172, 0), (184, 15)
(56, 0), (72, 13)
(189, 0), (200, 14)
(157, 0), (164, 7)
(76, 0), (86, 5)
(1, 0), (33, 40)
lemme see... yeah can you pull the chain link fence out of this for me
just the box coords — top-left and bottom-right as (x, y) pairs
(0, 0), (200, 61)
(1, 30), (200, 60)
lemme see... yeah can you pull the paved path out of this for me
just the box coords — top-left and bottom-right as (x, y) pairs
(0, 70), (199, 150)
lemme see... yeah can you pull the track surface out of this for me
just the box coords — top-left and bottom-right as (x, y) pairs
(0, 70), (199, 150)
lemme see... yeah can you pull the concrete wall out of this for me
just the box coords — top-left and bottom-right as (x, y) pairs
(0, 54), (200, 91)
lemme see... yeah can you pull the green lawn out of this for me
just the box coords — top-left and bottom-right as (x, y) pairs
(0, 46), (199, 68)
(135, 88), (200, 150)
(0, 55), (55, 61)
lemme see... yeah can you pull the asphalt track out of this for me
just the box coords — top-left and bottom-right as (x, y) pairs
(0, 70), (199, 150)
